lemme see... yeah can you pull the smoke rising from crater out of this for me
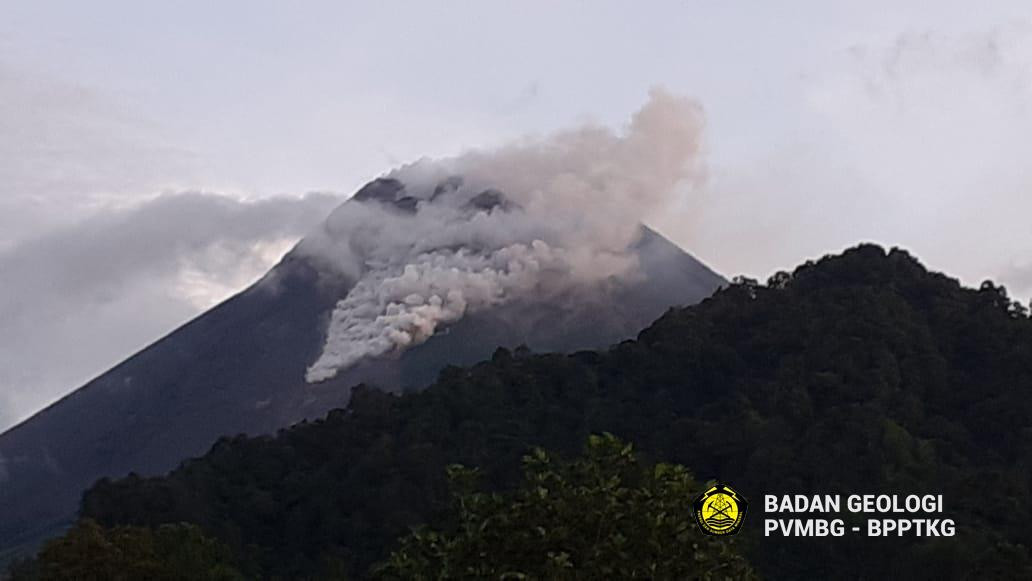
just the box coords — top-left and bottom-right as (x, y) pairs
(303, 89), (706, 382)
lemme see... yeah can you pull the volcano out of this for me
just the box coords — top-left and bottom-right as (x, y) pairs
(0, 175), (724, 558)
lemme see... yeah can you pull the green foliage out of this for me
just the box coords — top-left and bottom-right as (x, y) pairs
(33, 244), (1032, 579)
(375, 434), (755, 580)
(12, 520), (243, 581)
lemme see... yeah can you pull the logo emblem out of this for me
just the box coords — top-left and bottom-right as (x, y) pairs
(693, 483), (749, 535)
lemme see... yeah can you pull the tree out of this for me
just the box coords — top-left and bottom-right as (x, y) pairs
(375, 434), (756, 580)
(15, 520), (243, 581)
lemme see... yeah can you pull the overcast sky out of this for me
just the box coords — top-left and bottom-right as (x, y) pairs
(2, 0), (1032, 430)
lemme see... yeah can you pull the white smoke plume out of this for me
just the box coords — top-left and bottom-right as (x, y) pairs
(303, 88), (705, 382)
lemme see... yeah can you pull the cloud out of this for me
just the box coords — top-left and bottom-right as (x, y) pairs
(0, 393), (13, 434)
(0, 62), (348, 430)
(1000, 262), (1032, 301)
(0, 191), (340, 431)
(661, 25), (1032, 301)
(0, 63), (201, 250)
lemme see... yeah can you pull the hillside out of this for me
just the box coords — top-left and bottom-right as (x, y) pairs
(0, 175), (724, 560)
(52, 245), (1032, 579)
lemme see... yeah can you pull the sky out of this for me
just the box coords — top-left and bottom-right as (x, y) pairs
(2, 0), (1032, 429)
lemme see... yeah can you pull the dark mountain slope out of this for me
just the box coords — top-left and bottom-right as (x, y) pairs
(75, 245), (1032, 580)
(0, 251), (346, 559)
(0, 185), (724, 558)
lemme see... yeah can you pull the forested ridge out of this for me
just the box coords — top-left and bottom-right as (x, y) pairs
(14, 244), (1032, 579)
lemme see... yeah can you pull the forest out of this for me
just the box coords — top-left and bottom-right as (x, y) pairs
(12, 244), (1032, 579)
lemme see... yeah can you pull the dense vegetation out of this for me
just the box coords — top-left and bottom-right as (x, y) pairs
(16, 245), (1032, 579)
(8, 521), (242, 580)
(376, 434), (754, 580)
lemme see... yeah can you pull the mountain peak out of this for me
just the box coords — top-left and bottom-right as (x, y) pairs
(0, 177), (724, 559)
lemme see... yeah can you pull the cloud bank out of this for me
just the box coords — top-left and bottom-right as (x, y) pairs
(0, 191), (339, 431)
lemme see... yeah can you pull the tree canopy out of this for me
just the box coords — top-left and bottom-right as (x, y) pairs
(376, 434), (755, 580)
(10, 520), (242, 581)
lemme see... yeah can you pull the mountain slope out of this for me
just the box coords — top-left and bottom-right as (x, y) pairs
(72, 245), (1032, 580)
(0, 180), (724, 558)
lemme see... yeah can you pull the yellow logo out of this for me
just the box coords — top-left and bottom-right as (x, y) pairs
(693, 483), (749, 536)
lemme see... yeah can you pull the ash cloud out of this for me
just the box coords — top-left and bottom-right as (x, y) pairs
(304, 89), (706, 382)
